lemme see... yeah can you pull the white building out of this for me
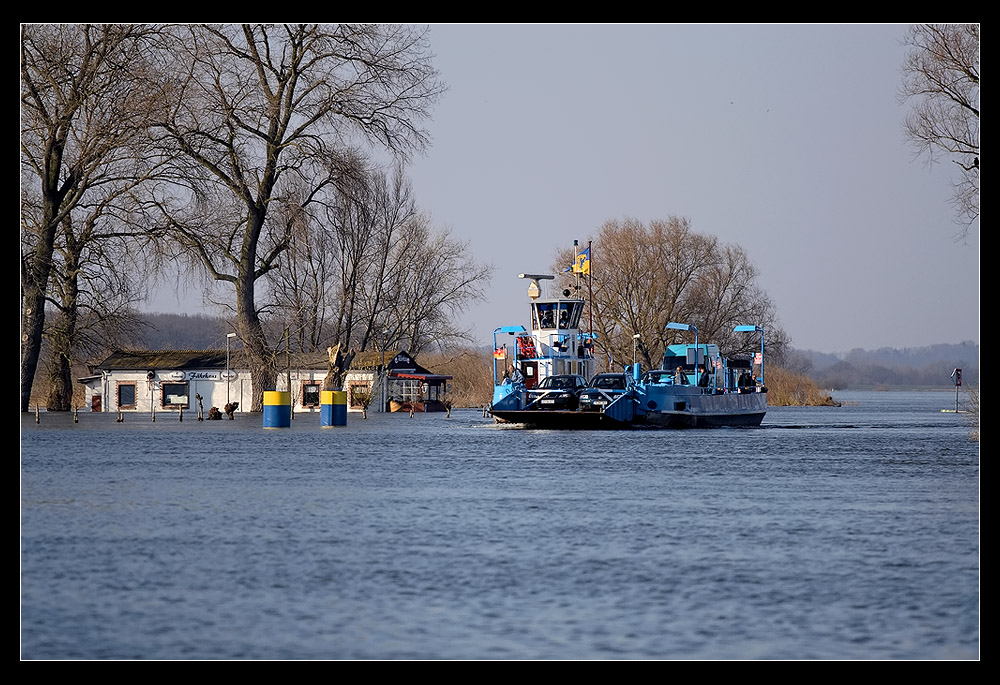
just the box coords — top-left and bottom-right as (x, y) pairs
(79, 349), (451, 415)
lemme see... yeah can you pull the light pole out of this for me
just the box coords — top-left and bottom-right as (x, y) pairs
(226, 332), (237, 405)
(379, 331), (389, 413)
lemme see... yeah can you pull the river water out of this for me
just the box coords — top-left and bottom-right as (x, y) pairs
(20, 391), (979, 660)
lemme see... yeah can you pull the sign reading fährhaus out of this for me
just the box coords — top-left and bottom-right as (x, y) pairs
(188, 371), (221, 380)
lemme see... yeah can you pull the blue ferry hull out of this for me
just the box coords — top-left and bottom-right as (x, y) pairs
(491, 388), (766, 429)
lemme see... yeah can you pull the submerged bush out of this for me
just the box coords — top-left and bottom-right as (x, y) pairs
(765, 366), (840, 406)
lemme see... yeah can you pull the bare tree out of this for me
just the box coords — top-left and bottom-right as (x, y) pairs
(900, 23), (980, 238)
(150, 24), (443, 410)
(556, 217), (786, 371)
(20, 24), (161, 411)
(44, 198), (155, 410)
(380, 216), (488, 355)
(265, 162), (488, 358)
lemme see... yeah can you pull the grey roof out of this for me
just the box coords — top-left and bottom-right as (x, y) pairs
(94, 349), (331, 371)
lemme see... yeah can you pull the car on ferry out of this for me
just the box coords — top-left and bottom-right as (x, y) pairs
(642, 368), (678, 384)
(578, 373), (629, 411)
(526, 374), (588, 410)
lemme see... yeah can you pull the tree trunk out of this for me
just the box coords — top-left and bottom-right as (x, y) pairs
(236, 261), (275, 412)
(46, 235), (81, 411)
(46, 347), (73, 412)
(22, 180), (62, 411)
(20, 283), (47, 412)
(45, 307), (78, 411)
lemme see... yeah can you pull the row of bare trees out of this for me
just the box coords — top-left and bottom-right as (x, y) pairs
(556, 218), (788, 373)
(21, 24), (484, 412)
(21, 25), (162, 412)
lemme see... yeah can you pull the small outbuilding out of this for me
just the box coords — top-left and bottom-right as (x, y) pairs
(346, 350), (452, 414)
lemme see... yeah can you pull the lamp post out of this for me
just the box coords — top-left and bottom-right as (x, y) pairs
(666, 321), (699, 363)
(377, 330), (388, 413)
(226, 332), (237, 405)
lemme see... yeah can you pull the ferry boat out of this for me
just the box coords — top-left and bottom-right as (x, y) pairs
(489, 273), (767, 428)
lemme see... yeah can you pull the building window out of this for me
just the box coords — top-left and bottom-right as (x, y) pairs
(348, 380), (372, 409)
(161, 382), (189, 408)
(393, 379), (422, 403)
(302, 382), (321, 408)
(117, 382), (137, 409)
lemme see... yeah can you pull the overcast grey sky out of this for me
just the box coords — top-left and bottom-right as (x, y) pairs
(152, 23), (980, 354)
(405, 23), (979, 353)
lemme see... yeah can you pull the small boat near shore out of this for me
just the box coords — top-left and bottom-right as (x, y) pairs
(489, 273), (767, 429)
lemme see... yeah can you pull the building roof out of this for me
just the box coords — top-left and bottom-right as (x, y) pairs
(94, 349), (331, 371)
(91, 348), (449, 380)
(349, 349), (393, 370)
(96, 350), (233, 370)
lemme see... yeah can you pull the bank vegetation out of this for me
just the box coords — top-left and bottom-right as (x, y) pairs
(762, 366), (839, 407)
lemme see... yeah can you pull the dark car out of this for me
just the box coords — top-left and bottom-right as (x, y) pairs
(578, 373), (628, 411)
(526, 374), (588, 410)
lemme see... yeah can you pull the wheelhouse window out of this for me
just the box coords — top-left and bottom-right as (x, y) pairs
(117, 381), (137, 409)
(161, 382), (189, 408)
(532, 301), (583, 330)
(302, 382), (321, 408)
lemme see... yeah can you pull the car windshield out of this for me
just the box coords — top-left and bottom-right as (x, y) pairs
(538, 376), (577, 389)
(591, 375), (625, 389)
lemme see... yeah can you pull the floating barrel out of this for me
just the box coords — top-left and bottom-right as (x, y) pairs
(263, 391), (291, 428)
(321, 390), (348, 426)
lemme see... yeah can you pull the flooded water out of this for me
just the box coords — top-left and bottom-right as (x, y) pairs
(20, 391), (979, 660)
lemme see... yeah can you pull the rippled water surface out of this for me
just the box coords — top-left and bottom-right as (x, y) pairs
(21, 391), (979, 660)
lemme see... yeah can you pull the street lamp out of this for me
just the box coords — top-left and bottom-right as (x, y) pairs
(666, 321), (699, 362)
(226, 332), (237, 405)
(381, 331), (390, 413)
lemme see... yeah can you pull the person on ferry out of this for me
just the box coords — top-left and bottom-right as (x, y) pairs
(697, 365), (711, 387)
(674, 366), (689, 385)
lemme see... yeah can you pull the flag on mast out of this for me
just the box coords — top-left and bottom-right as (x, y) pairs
(570, 245), (590, 274)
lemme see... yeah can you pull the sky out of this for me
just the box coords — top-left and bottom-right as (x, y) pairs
(149, 23), (980, 354)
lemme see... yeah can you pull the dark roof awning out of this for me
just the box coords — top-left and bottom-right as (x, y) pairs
(96, 350), (231, 370)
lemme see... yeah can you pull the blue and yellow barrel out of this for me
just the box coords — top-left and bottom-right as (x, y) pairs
(263, 390), (291, 428)
(321, 390), (348, 426)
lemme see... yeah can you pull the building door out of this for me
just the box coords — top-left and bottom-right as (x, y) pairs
(91, 395), (102, 412)
(521, 362), (538, 389)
